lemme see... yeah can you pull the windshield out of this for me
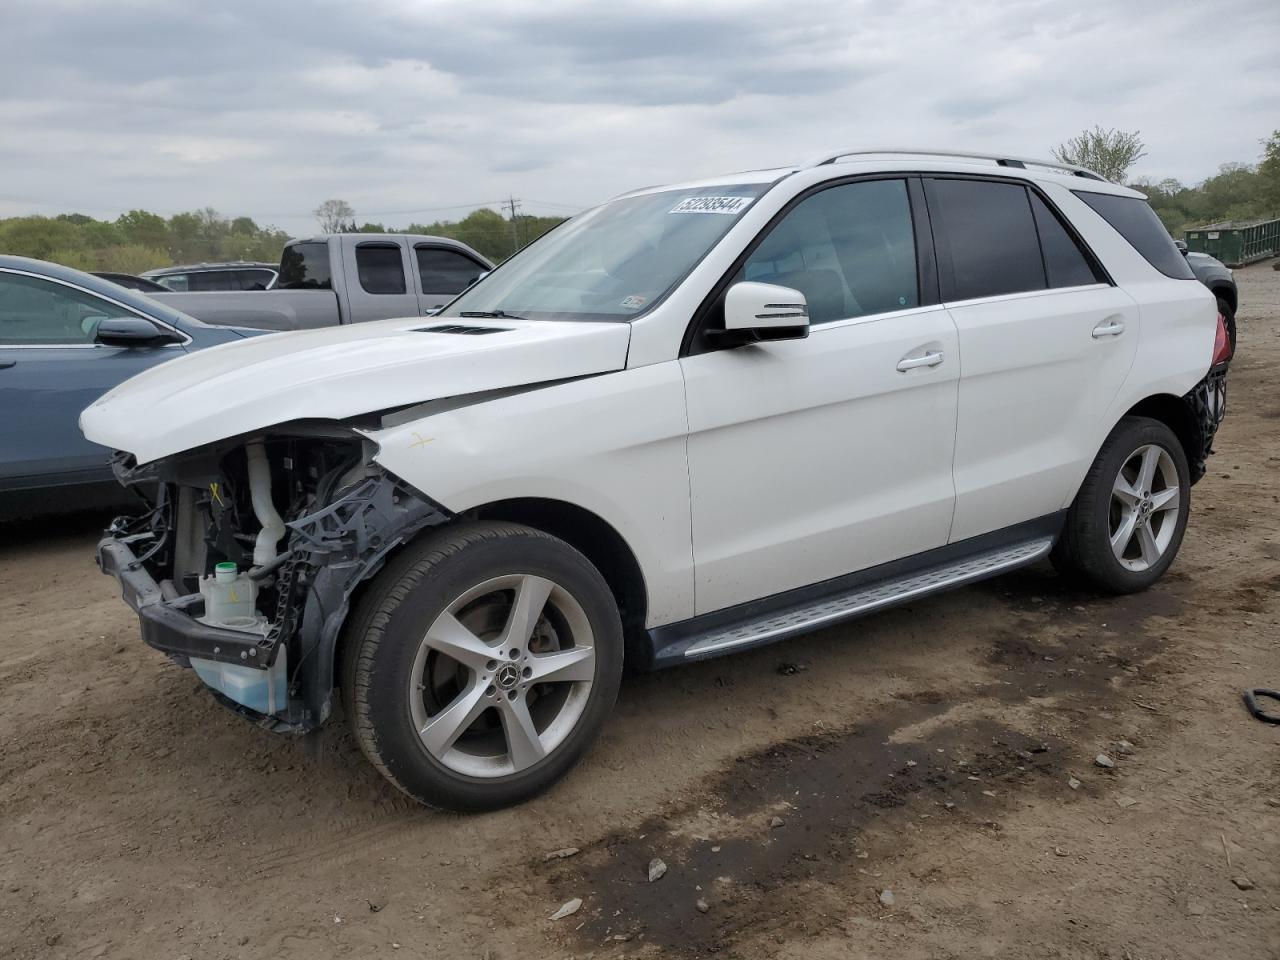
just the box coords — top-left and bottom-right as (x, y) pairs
(439, 183), (771, 322)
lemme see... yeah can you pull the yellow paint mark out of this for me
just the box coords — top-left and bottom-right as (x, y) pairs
(409, 432), (435, 449)
(210, 481), (225, 507)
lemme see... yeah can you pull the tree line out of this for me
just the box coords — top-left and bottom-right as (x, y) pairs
(1054, 127), (1280, 234)
(1, 131), (1276, 277)
(0, 204), (566, 275)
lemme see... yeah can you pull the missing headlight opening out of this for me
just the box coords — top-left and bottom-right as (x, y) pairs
(99, 430), (450, 732)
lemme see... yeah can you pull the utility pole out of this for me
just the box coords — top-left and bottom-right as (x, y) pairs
(505, 196), (521, 256)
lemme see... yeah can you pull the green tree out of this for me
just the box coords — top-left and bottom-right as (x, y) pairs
(116, 209), (169, 248)
(1053, 127), (1147, 184)
(1259, 130), (1280, 214)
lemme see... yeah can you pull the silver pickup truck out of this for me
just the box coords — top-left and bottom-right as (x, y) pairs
(150, 233), (494, 331)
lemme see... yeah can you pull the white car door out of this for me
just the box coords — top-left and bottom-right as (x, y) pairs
(681, 178), (960, 615)
(924, 177), (1141, 543)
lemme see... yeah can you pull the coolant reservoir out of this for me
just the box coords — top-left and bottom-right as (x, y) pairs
(199, 561), (261, 629)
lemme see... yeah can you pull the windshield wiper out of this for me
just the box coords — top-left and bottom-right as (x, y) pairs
(459, 309), (529, 321)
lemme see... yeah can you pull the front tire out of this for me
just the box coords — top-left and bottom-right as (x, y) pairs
(1052, 416), (1190, 594)
(341, 522), (623, 811)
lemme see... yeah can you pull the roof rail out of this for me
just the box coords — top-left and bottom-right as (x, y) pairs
(800, 147), (1107, 182)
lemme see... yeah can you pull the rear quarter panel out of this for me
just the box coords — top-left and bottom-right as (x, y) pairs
(1040, 183), (1217, 507)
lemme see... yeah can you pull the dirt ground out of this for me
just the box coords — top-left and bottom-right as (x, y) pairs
(3, 264), (1279, 960)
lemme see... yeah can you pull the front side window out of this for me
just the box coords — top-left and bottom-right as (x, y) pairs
(277, 242), (333, 290)
(1073, 191), (1196, 280)
(416, 247), (485, 294)
(0, 272), (137, 345)
(929, 178), (1046, 301)
(355, 244), (407, 295)
(736, 178), (918, 324)
(439, 183), (772, 322)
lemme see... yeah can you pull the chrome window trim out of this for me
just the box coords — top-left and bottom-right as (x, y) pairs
(0, 267), (193, 348)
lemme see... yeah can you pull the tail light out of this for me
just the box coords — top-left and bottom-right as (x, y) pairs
(1211, 310), (1232, 366)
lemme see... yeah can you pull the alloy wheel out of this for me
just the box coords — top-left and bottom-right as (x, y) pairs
(408, 574), (597, 778)
(1108, 443), (1180, 572)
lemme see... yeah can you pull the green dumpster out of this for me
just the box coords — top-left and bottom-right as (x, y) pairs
(1184, 218), (1280, 267)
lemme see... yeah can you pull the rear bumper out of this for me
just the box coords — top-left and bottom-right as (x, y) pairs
(97, 536), (277, 669)
(1184, 363), (1228, 484)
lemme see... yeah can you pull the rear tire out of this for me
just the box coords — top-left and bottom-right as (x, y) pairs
(1051, 416), (1190, 594)
(341, 522), (623, 811)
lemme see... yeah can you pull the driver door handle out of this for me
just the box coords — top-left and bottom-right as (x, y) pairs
(0, 359), (15, 370)
(897, 350), (944, 372)
(1092, 317), (1126, 338)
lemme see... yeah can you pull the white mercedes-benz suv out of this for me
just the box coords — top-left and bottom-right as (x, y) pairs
(83, 148), (1231, 810)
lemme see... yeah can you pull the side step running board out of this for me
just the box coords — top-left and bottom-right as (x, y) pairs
(681, 536), (1056, 660)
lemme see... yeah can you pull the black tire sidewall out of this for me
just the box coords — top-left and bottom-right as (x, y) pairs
(1080, 418), (1191, 592)
(355, 525), (623, 811)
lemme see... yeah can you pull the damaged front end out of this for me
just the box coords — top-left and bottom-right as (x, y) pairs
(98, 427), (450, 732)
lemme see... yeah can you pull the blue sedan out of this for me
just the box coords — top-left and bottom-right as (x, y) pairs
(0, 256), (262, 520)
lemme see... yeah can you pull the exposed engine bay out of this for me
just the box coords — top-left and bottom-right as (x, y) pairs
(102, 425), (450, 731)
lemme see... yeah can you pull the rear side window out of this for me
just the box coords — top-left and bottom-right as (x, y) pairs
(355, 244), (407, 295)
(928, 179), (1045, 300)
(1073, 191), (1195, 280)
(1029, 193), (1106, 288)
(416, 247), (485, 294)
(278, 242), (333, 290)
(187, 271), (235, 292)
(233, 269), (274, 290)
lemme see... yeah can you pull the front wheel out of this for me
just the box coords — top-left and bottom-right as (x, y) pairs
(341, 522), (624, 811)
(1052, 417), (1191, 593)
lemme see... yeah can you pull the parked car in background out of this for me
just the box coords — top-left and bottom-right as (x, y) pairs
(1175, 241), (1238, 353)
(0, 256), (262, 520)
(143, 261), (279, 291)
(86, 148), (1229, 812)
(147, 235), (493, 331)
(92, 271), (171, 293)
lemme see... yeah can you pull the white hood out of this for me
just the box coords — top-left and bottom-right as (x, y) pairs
(81, 316), (632, 464)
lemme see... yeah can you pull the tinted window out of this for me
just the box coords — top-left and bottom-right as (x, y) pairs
(277, 242), (333, 289)
(188, 271), (235, 292)
(737, 179), (918, 325)
(1029, 193), (1106, 288)
(155, 274), (189, 291)
(930, 179), (1045, 300)
(355, 244), (407, 295)
(1073, 191), (1196, 280)
(0, 272), (137, 345)
(234, 269), (274, 290)
(416, 247), (485, 294)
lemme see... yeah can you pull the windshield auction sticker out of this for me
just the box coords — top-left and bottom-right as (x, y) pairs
(669, 196), (749, 215)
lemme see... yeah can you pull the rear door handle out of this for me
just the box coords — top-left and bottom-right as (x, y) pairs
(0, 360), (15, 369)
(897, 350), (944, 372)
(1092, 317), (1126, 338)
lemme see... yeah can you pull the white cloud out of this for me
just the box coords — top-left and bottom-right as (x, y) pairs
(0, 0), (1276, 234)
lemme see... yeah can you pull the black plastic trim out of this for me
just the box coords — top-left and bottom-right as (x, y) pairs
(641, 513), (1066, 669)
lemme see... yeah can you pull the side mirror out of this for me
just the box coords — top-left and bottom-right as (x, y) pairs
(1174, 239), (1189, 257)
(94, 316), (181, 346)
(709, 281), (809, 347)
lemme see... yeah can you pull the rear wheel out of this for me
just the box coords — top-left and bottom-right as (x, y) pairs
(342, 522), (623, 811)
(1052, 417), (1190, 593)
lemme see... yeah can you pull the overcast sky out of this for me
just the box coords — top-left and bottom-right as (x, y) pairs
(2, 0), (1277, 236)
